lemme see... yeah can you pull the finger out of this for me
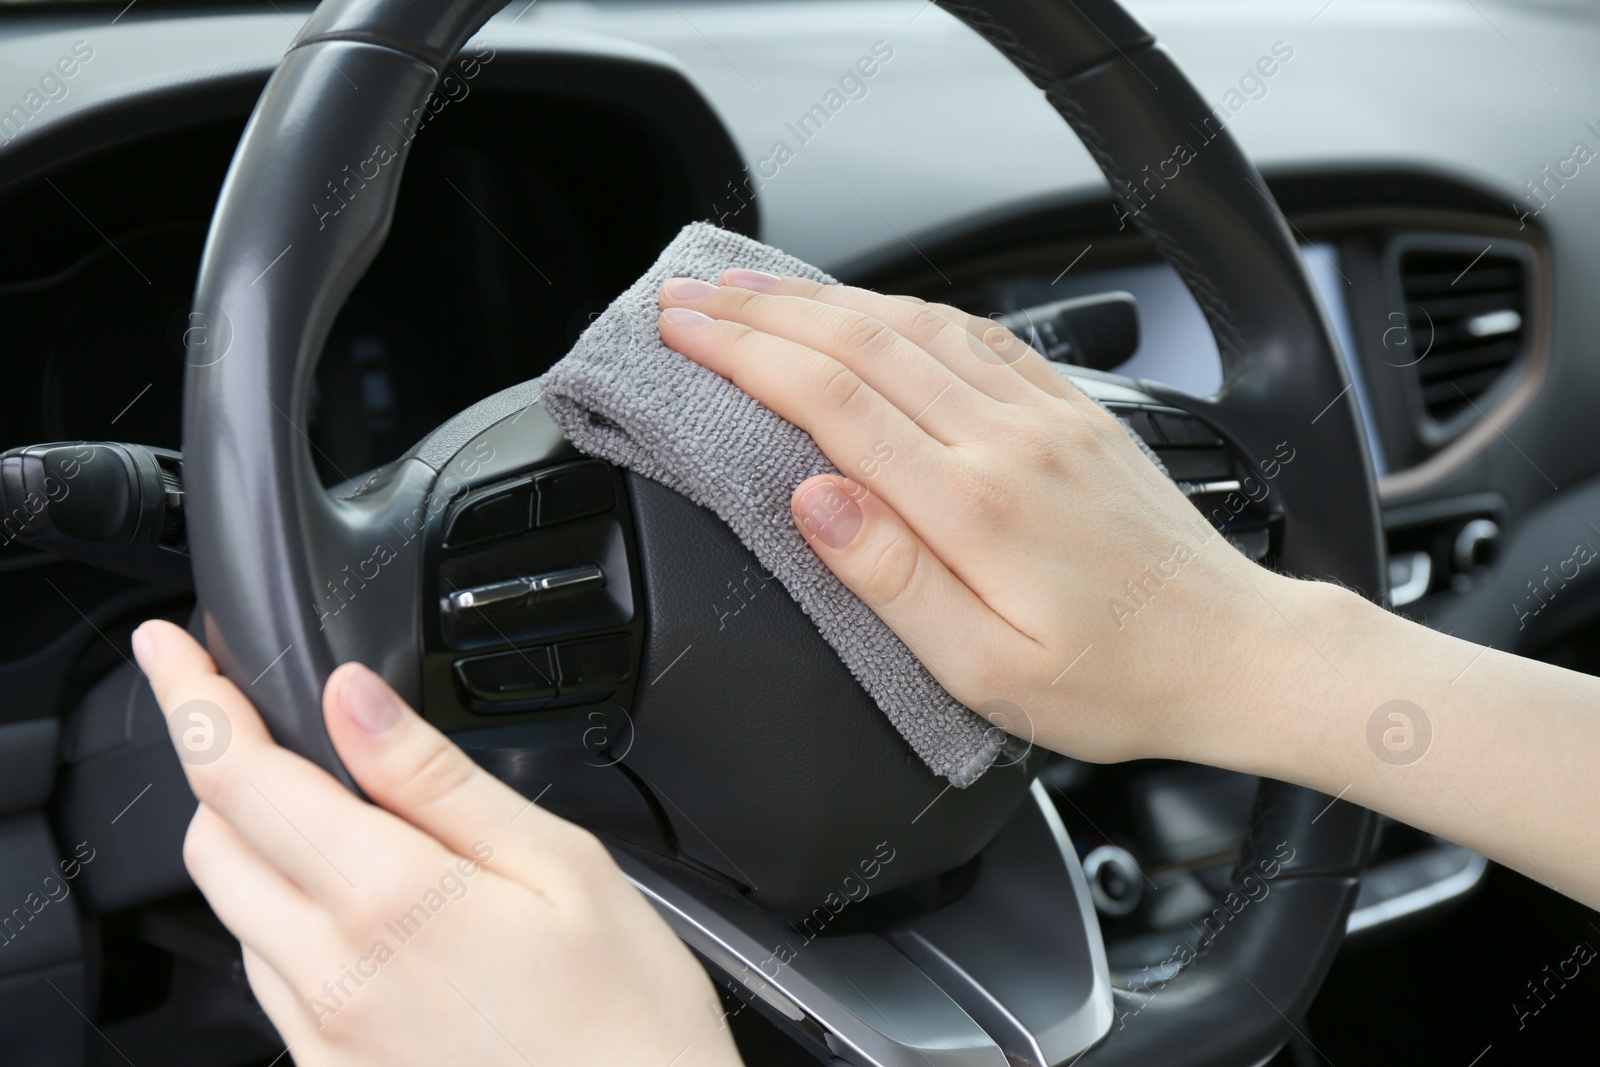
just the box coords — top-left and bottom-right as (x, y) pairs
(659, 278), (999, 438)
(658, 307), (958, 509)
(790, 474), (1030, 702)
(134, 621), (436, 903)
(240, 945), (310, 1046)
(700, 277), (1157, 501)
(913, 295), (1163, 474)
(137, 620), (277, 749)
(183, 803), (332, 985)
(918, 299), (1078, 400)
(323, 661), (597, 887)
(715, 271), (1052, 405)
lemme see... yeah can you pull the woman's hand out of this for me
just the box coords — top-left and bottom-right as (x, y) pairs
(658, 272), (1600, 909)
(657, 271), (1307, 765)
(133, 620), (742, 1067)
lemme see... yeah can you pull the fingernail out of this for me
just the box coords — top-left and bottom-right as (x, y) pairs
(340, 664), (404, 736)
(663, 277), (718, 300)
(131, 624), (155, 675)
(721, 268), (781, 292)
(660, 307), (713, 326)
(794, 482), (864, 550)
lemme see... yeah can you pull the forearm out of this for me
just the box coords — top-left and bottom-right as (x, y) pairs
(1184, 577), (1600, 907)
(651, 271), (1600, 909)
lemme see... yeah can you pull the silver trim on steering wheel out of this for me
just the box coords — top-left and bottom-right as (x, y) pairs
(617, 782), (1114, 1066)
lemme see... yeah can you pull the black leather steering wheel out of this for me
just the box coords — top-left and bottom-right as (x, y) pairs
(184, 1), (1381, 1063)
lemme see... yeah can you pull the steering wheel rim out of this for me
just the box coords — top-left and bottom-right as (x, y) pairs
(183, 2), (1382, 1064)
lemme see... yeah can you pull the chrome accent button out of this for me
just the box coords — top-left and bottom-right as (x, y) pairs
(444, 564), (604, 618)
(533, 564), (606, 595)
(448, 578), (534, 613)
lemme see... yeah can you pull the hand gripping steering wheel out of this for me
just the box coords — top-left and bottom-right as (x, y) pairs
(184, 1), (1382, 1063)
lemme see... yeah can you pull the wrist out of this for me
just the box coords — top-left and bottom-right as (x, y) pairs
(1176, 571), (1375, 780)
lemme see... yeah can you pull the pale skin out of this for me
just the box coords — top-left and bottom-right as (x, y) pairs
(133, 270), (1600, 1063)
(132, 626), (744, 1067)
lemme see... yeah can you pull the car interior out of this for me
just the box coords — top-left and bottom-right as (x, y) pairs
(2, 0), (1598, 1064)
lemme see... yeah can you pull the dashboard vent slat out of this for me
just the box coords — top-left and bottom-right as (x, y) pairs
(1420, 368), (1506, 407)
(1398, 247), (1528, 423)
(1415, 338), (1521, 382)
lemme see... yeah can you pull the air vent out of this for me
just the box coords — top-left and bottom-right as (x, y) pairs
(1398, 246), (1528, 423)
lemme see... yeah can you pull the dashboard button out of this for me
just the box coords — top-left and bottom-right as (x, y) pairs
(454, 646), (558, 708)
(444, 480), (533, 549)
(554, 634), (632, 697)
(1227, 527), (1272, 562)
(1151, 412), (1224, 448)
(1157, 448), (1232, 482)
(1117, 408), (1163, 446)
(535, 463), (614, 527)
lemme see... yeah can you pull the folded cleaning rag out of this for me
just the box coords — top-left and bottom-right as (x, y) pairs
(540, 221), (1166, 787)
(538, 222), (1010, 786)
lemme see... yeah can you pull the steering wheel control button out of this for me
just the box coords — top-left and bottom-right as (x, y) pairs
(446, 577), (536, 615)
(531, 562), (607, 598)
(443, 479), (534, 549)
(456, 633), (633, 713)
(552, 634), (632, 700)
(1226, 527), (1272, 562)
(454, 646), (559, 709)
(1082, 844), (1145, 918)
(1157, 448), (1232, 483)
(534, 462), (614, 527)
(1120, 409), (1163, 446)
(442, 564), (606, 621)
(1150, 411), (1225, 448)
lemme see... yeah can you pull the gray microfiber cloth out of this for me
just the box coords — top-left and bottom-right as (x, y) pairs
(540, 222), (1010, 787)
(541, 222), (1165, 787)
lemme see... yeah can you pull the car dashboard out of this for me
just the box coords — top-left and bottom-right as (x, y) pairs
(2, 0), (1600, 1062)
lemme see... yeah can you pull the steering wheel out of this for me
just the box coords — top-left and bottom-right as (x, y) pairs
(183, 0), (1382, 1063)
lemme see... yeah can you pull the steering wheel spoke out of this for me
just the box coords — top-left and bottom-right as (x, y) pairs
(625, 783), (1112, 1067)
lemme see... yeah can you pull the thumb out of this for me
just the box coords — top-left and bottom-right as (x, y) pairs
(323, 662), (596, 877)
